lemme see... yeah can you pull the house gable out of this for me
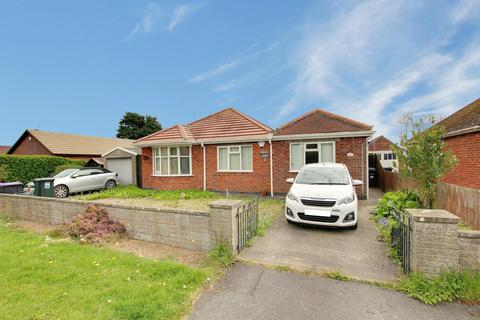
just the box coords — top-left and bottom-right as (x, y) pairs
(368, 135), (394, 152)
(274, 109), (373, 137)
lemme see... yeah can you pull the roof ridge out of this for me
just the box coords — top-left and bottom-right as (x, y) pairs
(187, 107), (272, 133)
(314, 108), (372, 129)
(27, 129), (133, 142)
(276, 109), (319, 130)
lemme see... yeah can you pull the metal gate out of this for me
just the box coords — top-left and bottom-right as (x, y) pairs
(237, 198), (259, 252)
(390, 207), (411, 273)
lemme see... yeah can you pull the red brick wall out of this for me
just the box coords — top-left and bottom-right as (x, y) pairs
(441, 132), (480, 189)
(368, 136), (392, 152)
(272, 137), (369, 197)
(10, 134), (52, 156)
(142, 137), (369, 197)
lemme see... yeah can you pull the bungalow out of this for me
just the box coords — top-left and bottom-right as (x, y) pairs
(135, 108), (374, 198)
(368, 135), (397, 170)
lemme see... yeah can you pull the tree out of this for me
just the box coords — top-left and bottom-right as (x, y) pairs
(116, 112), (162, 140)
(392, 114), (457, 209)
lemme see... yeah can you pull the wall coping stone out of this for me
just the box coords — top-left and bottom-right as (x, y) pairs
(0, 193), (209, 217)
(208, 199), (243, 209)
(406, 208), (460, 224)
(458, 229), (480, 239)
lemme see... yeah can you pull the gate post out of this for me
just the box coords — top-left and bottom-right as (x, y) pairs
(406, 209), (460, 276)
(208, 199), (243, 254)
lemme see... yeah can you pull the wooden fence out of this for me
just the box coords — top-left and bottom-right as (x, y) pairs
(437, 183), (480, 230)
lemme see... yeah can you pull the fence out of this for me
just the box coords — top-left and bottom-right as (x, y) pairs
(437, 182), (480, 230)
(237, 198), (259, 252)
(390, 207), (411, 273)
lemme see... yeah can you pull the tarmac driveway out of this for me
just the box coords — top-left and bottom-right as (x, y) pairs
(239, 188), (401, 282)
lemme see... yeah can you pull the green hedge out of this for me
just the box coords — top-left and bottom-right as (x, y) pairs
(0, 155), (85, 183)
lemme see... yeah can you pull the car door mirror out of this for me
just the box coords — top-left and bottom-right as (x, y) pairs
(352, 179), (363, 186)
(286, 178), (294, 184)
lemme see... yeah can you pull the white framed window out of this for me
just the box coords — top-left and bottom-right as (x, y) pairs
(290, 142), (335, 171)
(217, 145), (253, 172)
(153, 146), (192, 176)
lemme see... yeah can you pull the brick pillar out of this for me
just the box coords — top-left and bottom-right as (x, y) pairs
(208, 199), (243, 254)
(407, 209), (460, 276)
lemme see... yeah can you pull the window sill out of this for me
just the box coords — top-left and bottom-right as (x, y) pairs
(151, 174), (194, 177)
(217, 170), (254, 173)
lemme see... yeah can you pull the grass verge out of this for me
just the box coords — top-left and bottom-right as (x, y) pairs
(0, 215), (231, 320)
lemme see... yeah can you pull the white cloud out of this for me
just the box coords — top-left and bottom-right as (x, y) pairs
(189, 42), (278, 84)
(127, 3), (163, 40)
(451, 0), (480, 23)
(167, 4), (200, 32)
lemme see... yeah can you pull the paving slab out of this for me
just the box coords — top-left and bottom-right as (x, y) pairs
(239, 188), (401, 282)
(190, 263), (480, 320)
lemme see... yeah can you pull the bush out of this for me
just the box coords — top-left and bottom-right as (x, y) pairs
(0, 165), (6, 182)
(61, 205), (126, 244)
(0, 155), (85, 183)
(373, 190), (420, 242)
(51, 163), (83, 176)
(400, 271), (480, 305)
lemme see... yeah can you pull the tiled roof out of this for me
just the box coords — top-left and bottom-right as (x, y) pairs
(436, 98), (480, 135)
(0, 146), (10, 154)
(136, 108), (272, 144)
(274, 109), (373, 136)
(9, 130), (134, 156)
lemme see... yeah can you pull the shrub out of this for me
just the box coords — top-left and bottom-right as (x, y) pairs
(0, 165), (6, 182)
(0, 155), (85, 183)
(51, 163), (83, 176)
(373, 190), (420, 242)
(400, 271), (480, 305)
(61, 205), (126, 244)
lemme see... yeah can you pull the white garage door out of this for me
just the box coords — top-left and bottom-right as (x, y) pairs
(107, 158), (133, 185)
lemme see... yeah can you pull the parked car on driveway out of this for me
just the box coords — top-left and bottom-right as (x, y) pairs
(285, 163), (363, 229)
(26, 168), (119, 198)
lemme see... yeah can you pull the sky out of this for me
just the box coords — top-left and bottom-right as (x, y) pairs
(1, 0), (479, 145)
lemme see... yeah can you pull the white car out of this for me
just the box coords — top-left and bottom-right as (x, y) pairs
(52, 168), (119, 198)
(285, 163), (363, 229)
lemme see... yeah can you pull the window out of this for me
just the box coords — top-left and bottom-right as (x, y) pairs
(384, 153), (396, 160)
(153, 146), (191, 176)
(218, 145), (253, 171)
(290, 142), (335, 171)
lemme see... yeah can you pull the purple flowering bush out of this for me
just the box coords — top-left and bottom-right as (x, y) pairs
(62, 205), (126, 244)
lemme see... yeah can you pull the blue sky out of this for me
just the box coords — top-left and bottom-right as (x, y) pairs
(1, 0), (479, 145)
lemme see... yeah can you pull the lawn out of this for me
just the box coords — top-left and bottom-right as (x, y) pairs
(0, 216), (216, 320)
(76, 185), (285, 236)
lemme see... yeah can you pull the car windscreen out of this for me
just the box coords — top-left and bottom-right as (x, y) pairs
(53, 169), (78, 178)
(296, 167), (349, 185)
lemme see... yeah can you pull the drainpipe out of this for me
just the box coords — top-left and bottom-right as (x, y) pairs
(366, 139), (369, 200)
(268, 133), (274, 197)
(201, 143), (206, 191)
(361, 142), (365, 198)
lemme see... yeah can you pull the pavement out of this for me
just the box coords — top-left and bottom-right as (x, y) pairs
(189, 263), (480, 320)
(238, 188), (401, 282)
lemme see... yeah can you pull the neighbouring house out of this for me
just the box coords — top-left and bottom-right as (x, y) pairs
(437, 98), (480, 190)
(368, 135), (397, 170)
(135, 107), (373, 198)
(0, 146), (10, 154)
(7, 129), (134, 160)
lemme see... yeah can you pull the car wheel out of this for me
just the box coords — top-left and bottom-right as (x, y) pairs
(54, 185), (69, 198)
(348, 223), (358, 230)
(105, 180), (116, 190)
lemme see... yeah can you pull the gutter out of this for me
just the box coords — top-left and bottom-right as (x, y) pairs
(272, 130), (375, 141)
(268, 133), (274, 197)
(201, 143), (206, 191)
(444, 125), (480, 138)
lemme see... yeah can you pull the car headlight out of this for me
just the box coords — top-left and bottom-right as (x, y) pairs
(287, 192), (300, 202)
(338, 192), (355, 205)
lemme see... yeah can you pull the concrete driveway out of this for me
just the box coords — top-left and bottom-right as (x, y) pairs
(190, 263), (479, 320)
(239, 188), (401, 282)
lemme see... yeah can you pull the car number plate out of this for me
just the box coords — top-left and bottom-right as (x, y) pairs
(304, 209), (331, 217)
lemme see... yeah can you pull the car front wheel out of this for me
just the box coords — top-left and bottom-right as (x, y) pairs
(105, 180), (116, 190)
(54, 185), (69, 198)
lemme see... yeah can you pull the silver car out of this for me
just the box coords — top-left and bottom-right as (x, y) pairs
(52, 168), (119, 198)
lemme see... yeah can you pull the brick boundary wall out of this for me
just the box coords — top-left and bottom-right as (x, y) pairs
(407, 209), (480, 276)
(0, 194), (242, 253)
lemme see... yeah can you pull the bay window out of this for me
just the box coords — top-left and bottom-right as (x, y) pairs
(153, 146), (191, 176)
(290, 142), (335, 171)
(218, 145), (253, 172)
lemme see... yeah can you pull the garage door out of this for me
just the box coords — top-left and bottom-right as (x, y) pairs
(106, 158), (133, 185)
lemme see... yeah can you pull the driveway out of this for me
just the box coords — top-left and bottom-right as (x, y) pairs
(190, 263), (479, 320)
(239, 188), (401, 282)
